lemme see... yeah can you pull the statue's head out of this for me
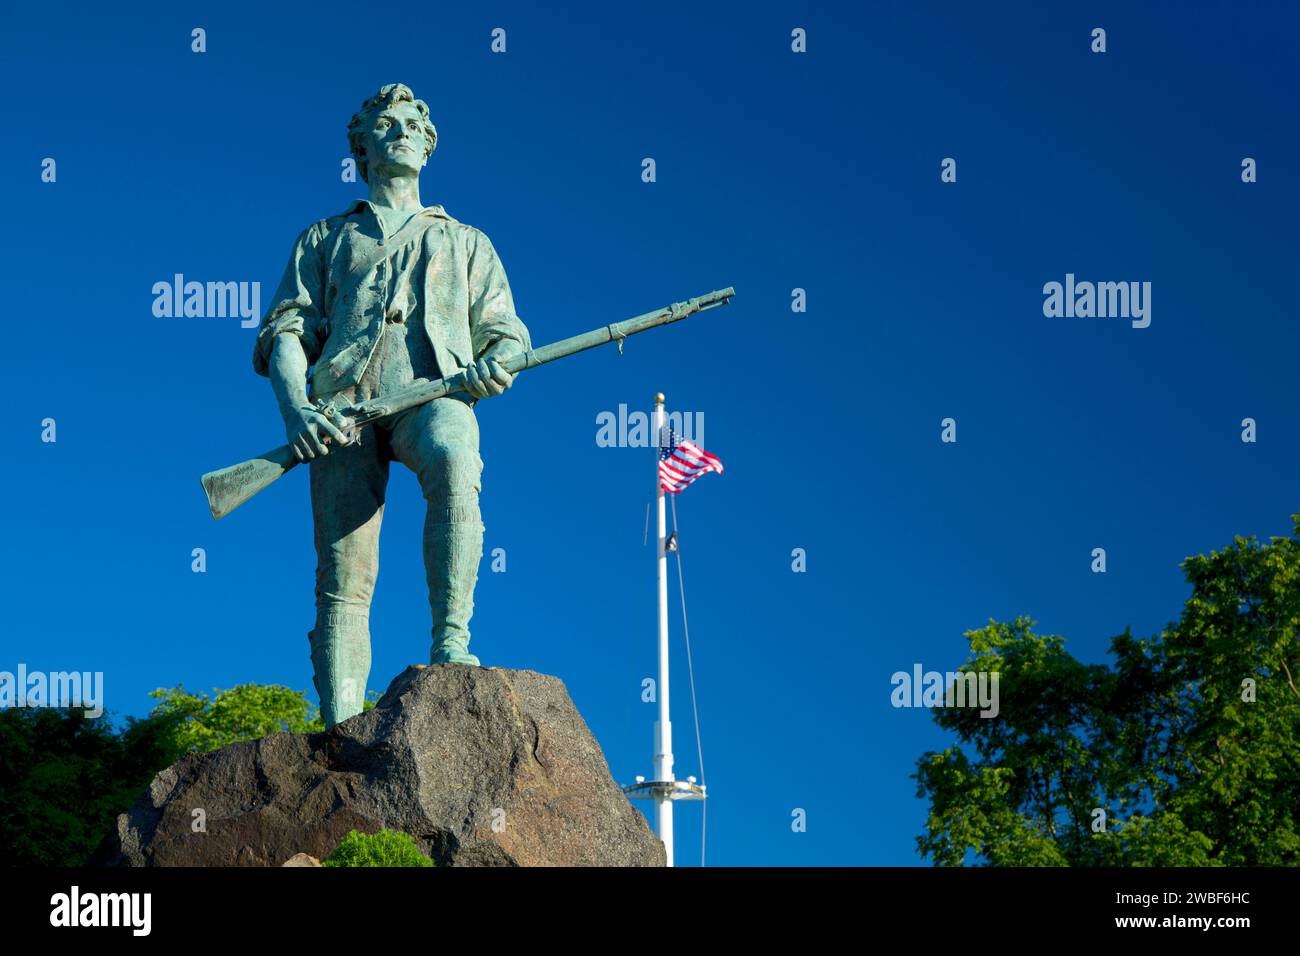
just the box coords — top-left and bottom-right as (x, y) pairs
(348, 83), (438, 184)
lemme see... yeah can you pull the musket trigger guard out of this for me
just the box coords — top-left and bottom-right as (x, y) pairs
(313, 399), (359, 444)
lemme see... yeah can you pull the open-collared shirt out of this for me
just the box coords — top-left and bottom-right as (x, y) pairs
(253, 200), (531, 401)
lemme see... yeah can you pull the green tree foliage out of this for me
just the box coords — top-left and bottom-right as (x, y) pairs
(323, 829), (434, 867)
(916, 517), (1300, 866)
(0, 683), (378, 865)
(0, 708), (182, 866)
(147, 683), (378, 753)
(148, 684), (326, 752)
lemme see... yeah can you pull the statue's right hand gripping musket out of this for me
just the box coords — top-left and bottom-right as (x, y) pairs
(200, 287), (735, 520)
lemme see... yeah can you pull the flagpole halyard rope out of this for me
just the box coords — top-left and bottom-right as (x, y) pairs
(669, 492), (707, 867)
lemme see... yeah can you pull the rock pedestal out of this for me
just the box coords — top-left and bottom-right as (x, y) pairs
(91, 665), (664, 867)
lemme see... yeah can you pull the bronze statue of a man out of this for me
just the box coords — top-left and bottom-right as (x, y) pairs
(251, 83), (531, 728)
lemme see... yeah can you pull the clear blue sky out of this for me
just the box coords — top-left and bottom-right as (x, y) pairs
(2, 1), (1297, 865)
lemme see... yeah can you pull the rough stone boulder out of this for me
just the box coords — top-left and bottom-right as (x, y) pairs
(91, 665), (664, 867)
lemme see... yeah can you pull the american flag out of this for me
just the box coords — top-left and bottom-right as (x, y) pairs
(658, 430), (724, 493)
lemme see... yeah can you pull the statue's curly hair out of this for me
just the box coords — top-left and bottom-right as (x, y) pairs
(347, 83), (438, 183)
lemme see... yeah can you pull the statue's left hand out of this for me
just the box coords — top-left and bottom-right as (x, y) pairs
(463, 344), (521, 399)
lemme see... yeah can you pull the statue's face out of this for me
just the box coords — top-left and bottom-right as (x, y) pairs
(362, 101), (431, 179)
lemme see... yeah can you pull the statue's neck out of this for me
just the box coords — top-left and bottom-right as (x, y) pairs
(367, 174), (423, 213)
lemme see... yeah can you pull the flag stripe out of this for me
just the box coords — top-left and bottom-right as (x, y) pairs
(675, 441), (723, 471)
(658, 430), (724, 494)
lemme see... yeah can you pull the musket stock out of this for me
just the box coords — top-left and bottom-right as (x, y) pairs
(201, 444), (301, 520)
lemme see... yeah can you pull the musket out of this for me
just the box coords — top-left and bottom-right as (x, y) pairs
(201, 287), (735, 519)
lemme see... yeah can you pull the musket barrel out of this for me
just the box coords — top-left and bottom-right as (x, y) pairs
(344, 288), (734, 422)
(513, 287), (733, 371)
(202, 287), (734, 519)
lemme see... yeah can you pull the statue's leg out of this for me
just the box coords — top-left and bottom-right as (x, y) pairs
(390, 395), (484, 666)
(308, 428), (390, 727)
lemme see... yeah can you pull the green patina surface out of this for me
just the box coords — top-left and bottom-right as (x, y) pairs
(255, 84), (528, 728)
(211, 82), (734, 730)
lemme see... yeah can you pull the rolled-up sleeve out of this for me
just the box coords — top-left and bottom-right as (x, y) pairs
(252, 222), (328, 377)
(467, 229), (531, 360)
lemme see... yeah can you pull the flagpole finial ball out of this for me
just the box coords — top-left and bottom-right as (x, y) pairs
(654, 392), (665, 405)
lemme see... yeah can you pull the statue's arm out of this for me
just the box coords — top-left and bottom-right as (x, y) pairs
(462, 229), (531, 398)
(254, 223), (346, 459)
(253, 223), (328, 378)
(268, 333), (311, 420)
(269, 332), (347, 461)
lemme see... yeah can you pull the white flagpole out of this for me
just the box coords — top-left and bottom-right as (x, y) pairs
(650, 392), (681, 863)
(652, 392), (675, 866)
(624, 390), (707, 868)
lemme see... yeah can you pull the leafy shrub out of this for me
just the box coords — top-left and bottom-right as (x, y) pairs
(323, 829), (434, 867)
